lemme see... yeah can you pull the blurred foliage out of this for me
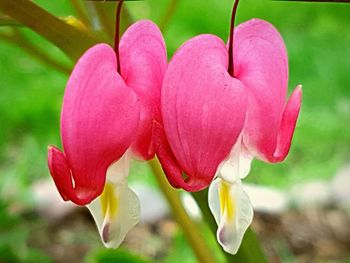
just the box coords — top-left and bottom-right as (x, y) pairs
(85, 248), (151, 263)
(0, 0), (350, 262)
(0, 202), (52, 263)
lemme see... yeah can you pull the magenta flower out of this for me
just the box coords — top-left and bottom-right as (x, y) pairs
(155, 3), (301, 255)
(48, 18), (167, 248)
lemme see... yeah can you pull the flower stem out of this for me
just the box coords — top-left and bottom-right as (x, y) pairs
(114, 0), (124, 74)
(0, 30), (71, 75)
(228, 0), (240, 77)
(0, 0), (97, 61)
(159, 0), (179, 32)
(149, 158), (218, 263)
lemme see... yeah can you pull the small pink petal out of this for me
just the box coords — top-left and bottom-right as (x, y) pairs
(160, 35), (247, 191)
(120, 20), (167, 160)
(49, 44), (140, 205)
(269, 85), (302, 162)
(48, 146), (72, 202)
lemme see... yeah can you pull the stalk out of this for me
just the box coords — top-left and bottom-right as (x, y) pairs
(149, 159), (218, 263)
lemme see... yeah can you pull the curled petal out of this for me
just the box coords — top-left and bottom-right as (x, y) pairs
(120, 20), (167, 160)
(269, 85), (302, 162)
(160, 35), (247, 191)
(48, 146), (76, 202)
(87, 158), (140, 248)
(49, 44), (140, 205)
(208, 178), (253, 254)
(233, 19), (299, 161)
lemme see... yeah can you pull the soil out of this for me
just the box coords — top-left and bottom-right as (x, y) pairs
(28, 207), (350, 263)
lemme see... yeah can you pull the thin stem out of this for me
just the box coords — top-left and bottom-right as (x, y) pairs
(228, 0), (240, 77)
(149, 159), (218, 263)
(114, 0), (124, 74)
(159, 0), (179, 32)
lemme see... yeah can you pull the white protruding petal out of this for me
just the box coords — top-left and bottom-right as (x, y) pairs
(86, 154), (140, 248)
(208, 178), (254, 255)
(217, 140), (253, 183)
(239, 152), (253, 179)
(106, 151), (131, 184)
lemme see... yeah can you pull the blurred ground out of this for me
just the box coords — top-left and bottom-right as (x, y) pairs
(20, 205), (350, 263)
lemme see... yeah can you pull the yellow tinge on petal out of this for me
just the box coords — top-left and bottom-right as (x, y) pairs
(86, 158), (140, 249)
(219, 181), (235, 221)
(100, 182), (119, 219)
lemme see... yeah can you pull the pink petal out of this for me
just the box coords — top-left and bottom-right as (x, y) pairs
(120, 20), (167, 160)
(233, 19), (299, 162)
(270, 85), (302, 162)
(160, 35), (247, 192)
(48, 44), (140, 205)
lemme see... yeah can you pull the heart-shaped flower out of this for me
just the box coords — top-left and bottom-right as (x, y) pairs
(48, 18), (167, 248)
(155, 2), (301, 254)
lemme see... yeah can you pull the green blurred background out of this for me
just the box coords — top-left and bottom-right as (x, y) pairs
(0, 0), (349, 262)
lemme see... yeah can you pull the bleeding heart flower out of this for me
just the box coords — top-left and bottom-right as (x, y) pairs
(47, 1), (167, 248)
(208, 17), (302, 255)
(156, 0), (301, 255)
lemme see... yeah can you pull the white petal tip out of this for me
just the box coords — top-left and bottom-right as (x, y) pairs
(87, 181), (140, 249)
(209, 178), (254, 255)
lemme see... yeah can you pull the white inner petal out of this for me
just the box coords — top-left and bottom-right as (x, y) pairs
(208, 178), (254, 255)
(216, 138), (253, 183)
(106, 151), (131, 184)
(208, 138), (254, 254)
(86, 153), (140, 248)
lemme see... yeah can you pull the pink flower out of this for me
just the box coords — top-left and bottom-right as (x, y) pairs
(155, 17), (301, 254)
(48, 20), (167, 248)
(209, 19), (302, 254)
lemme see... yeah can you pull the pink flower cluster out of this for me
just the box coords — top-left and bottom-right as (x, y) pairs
(48, 8), (301, 254)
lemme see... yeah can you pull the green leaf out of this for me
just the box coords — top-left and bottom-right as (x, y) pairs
(0, 0), (98, 61)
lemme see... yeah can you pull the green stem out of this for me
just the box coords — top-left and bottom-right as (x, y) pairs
(0, 0), (97, 61)
(88, 1), (133, 44)
(159, 0), (179, 32)
(192, 190), (268, 263)
(0, 30), (71, 75)
(149, 159), (218, 263)
(70, 0), (91, 27)
(0, 15), (22, 26)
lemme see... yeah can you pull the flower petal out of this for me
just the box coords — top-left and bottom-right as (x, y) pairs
(269, 85), (302, 162)
(153, 121), (207, 191)
(48, 44), (140, 205)
(217, 138), (253, 183)
(47, 146), (74, 202)
(233, 19), (299, 162)
(87, 159), (140, 248)
(208, 178), (253, 254)
(120, 20), (167, 160)
(160, 35), (247, 192)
